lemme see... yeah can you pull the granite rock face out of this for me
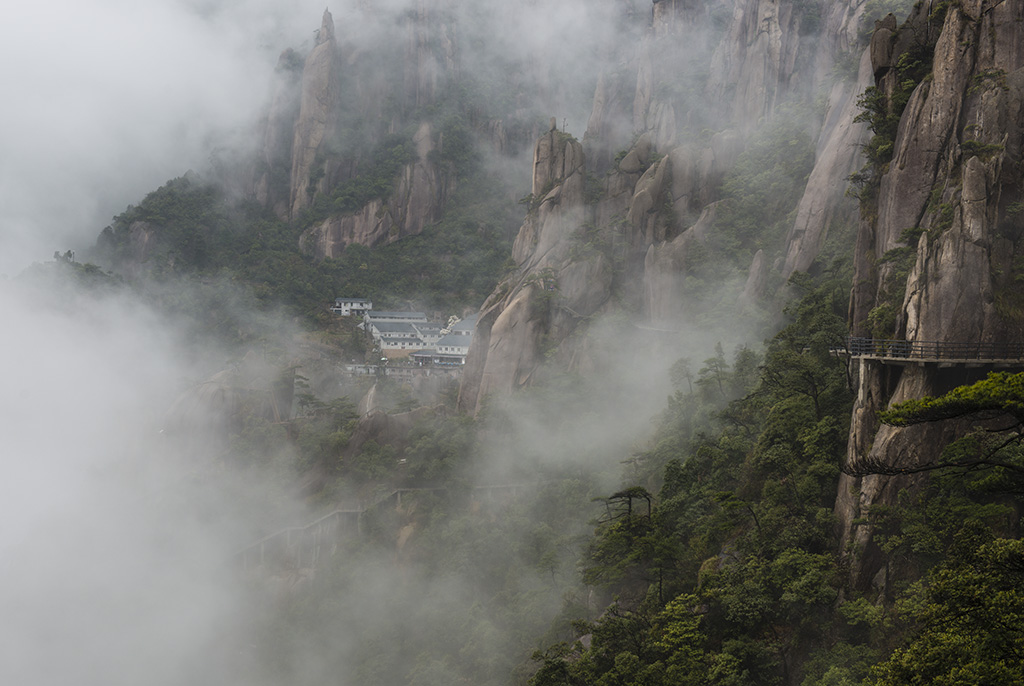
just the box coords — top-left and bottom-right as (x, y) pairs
(705, 0), (805, 130)
(782, 49), (872, 276)
(242, 5), (556, 255)
(461, 0), (871, 414)
(459, 126), (599, 414)
(298, 123), (452, 258)
(245, 1), (868, 280)
(839, 0), (1024, 590)
(289, 10), (340, 218)
(783, 0), (875, 276)
(249, 49), (303, 219)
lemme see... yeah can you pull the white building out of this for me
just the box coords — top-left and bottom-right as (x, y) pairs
(434, 333), (472, 359)
(330, 297), (373, 316)
(412, 322), (444, 346)
(368, 321), (421, 341)
(365, 311), (427, 324)
(380, 336), (428, 352)
(363, 310), (475, 365)
(448, 315), (478, 335)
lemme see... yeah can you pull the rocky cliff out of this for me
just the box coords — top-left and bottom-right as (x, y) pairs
(298, 122), (453, 258)
(245, 6), (544, 257)
(783, 1), (874, 276)
(838, 0), (1024, 591)
(289, 10), (341, 218)
(458, 124), (600, 411)
(246, 1), (873, 283)
(460, 0), (871, 415)
(244, 8), (459, 253)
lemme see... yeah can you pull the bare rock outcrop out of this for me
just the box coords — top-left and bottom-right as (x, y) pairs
(461, 1), (877, 415)
(247, 7), (536, 257)
(584, 69), (639, 173)
(778, 0), (873, 276)
(781, 49), (871, 276)
(249, 50), (303, 219)
(459, 127), (601, 414)
(612, 0), (866, 280)
(401, 0), (456, 111)
(289, 10), (340, 217)
(705, 0), (807, 130)
(642, 203), (718, 324)
(739, 247), (768, 306)
(839, 0), (1024, 591)
(663, 135), (723, 219)
(298, 123), (452, 258)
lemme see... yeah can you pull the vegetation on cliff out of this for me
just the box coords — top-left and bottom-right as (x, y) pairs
(525, 286), (1024, 686)
(529, 269), (858, 686)
(711, 114), (817, 265)
(94, 169), (517, 330)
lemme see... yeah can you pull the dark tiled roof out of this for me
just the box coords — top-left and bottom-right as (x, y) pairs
(371, 321), (418, 334)
(367, 311), (426, 320)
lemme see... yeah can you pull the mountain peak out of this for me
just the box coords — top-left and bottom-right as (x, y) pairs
(317, 8), (335, 45)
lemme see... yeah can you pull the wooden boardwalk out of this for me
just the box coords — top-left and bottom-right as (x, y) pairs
(842, 337), (1024, 367)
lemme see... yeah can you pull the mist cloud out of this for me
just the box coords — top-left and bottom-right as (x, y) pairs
(0, 270), (291, 685)
(0, 0), (650, 276)
(0, 0), (327, 275)
(0, 2), (779, 680)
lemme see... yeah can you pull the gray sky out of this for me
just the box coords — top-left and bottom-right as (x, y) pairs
(0, 0), (327, 276)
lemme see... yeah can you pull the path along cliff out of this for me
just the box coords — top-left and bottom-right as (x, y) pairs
(839, 0), (1024, 591)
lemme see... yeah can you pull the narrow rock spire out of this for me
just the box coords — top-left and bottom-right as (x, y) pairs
(317, 8), (335, 45)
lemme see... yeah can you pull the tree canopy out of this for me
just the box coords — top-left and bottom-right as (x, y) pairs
(881, 371), (1024, 428)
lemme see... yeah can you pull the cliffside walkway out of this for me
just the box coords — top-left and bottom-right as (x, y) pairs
(843, 337), (1024, 367)
(236, 484), (528, 572)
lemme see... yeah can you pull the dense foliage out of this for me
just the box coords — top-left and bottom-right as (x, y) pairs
(882, 371), (1024, 427)
(712, 114), (816, 262)
(872, 532), (1024, 685)
(94, 169), (517, 331)
(528, 270), (856, 686)
(685, 112), (818, 313)
(527, 272), (1024, 686)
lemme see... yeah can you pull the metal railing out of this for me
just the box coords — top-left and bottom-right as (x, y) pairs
(846, 337), (1024, 362)
(237, 508), (363, 572)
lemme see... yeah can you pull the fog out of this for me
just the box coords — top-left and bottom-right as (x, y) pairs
(0, 0), (649, 275)
(0, 274), (256, 685)
(0, 0), (823, 683)
(0, 0), (328, 276)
